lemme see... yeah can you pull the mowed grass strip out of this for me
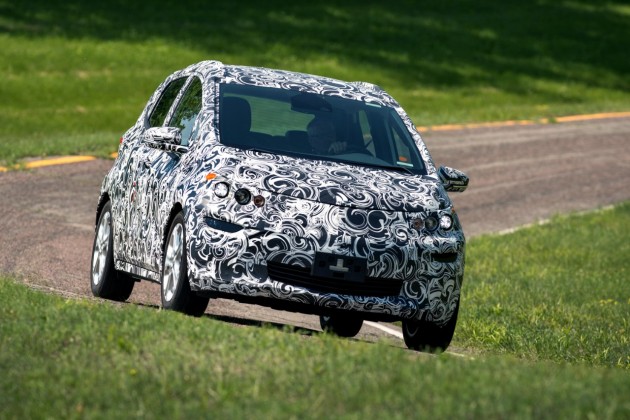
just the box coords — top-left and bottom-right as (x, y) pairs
(1, 204), (630, 418)
(458, 203), (630, 368)
(1, 278), (629, 419)
(1, 0), (629, 163)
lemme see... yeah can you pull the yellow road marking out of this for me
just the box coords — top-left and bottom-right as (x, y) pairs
(0, 156), (96, 172)
(554, 111), (630, 123)
(417, 111), (630, 132)
(25, 155), (96, 168)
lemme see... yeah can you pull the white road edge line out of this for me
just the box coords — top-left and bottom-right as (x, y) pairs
(364, 321), (404, 340)
(364, 321), (471, 358)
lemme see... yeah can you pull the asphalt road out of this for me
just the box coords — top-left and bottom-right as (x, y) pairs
(1, 117), (629, 349)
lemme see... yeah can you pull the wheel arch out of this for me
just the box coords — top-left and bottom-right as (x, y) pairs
(162, 202), (184, 255)
(95, 192), (110, 229)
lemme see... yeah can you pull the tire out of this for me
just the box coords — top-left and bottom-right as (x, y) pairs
(161, 212), (209, 317)
(90, 201), (135, 301)
(319, 314), (363, 338)
(402, 301), (460, 352)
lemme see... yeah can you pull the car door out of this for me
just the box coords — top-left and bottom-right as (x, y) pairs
(120, 76), (187, 272)
(131, 76), (204, 273)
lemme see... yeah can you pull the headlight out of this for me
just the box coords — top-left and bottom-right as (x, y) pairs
(214, 182), (230, 198)
(253, 195), (265, 207)
(411, 218), (424, 230)
(424, 216), (439, 232)
(439, 214), (453, 230)
(234, 188), (251, 205)
(411, 213), (453, 232)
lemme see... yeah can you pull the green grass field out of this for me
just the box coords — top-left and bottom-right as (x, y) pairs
(1, 0), (629, 164)
(1, 204), (629, 418)
(459, 204), (630, 368)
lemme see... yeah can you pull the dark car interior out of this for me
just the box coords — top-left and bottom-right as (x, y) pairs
(218, 83), (427, 175)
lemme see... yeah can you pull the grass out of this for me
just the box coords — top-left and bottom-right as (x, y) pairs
(1, 280), (629, 419)
(1, 204), (629, 418)
(457, 203), (630, 368)
(1, 0), (629, 163)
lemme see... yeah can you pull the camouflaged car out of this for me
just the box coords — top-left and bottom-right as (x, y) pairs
(90, 60), (469, 351)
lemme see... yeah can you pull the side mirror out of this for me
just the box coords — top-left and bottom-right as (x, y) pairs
(438, 166), (469, 193)
(143, 127), (188, 153)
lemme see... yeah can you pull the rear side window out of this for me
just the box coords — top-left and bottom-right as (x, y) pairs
(149, 78), (187, 127)
(169, 77), (203, 146)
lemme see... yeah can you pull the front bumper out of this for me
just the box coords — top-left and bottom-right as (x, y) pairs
(187, 219), (464, 324)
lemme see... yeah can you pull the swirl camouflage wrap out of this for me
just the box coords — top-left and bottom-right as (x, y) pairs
(94, 60), (469, 335)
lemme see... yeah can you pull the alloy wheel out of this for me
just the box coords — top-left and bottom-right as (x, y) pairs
(163, 223), (184, 302)
(91, 211), (111, 286)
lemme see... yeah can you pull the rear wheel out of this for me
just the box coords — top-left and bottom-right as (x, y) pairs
(90, 201), (135, 301)
(161, 212), (209, 317)
(319, 314), (363, 338)
(402, 302), (460, 352)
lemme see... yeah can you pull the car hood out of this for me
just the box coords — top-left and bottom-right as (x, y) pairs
(228, 152), (450, 212)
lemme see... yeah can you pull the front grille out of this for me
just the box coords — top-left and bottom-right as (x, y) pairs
(266, 261), (403, 297)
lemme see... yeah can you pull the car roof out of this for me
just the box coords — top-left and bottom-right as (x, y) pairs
(185, 60), (399, 107)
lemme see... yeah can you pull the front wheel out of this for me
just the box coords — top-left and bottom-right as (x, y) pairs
(402, 302), (460, 352)
(90, 201), (135, 301)
(319, 314), (363, 338)
(161, 212), (209, 317)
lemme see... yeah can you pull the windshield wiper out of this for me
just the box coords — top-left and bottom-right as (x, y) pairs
(249, 147), (275, 154)
(358, 162), (416, 175)
(236, 145), (277, 155)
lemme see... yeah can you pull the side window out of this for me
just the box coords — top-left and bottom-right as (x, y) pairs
(149, 78), (187, 127)
(169, 77), (203, 146)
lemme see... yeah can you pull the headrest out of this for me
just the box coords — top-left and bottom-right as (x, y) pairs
(221, 96), (252, 134)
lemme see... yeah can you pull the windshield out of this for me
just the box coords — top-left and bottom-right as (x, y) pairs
(218, 83), (427, 175)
